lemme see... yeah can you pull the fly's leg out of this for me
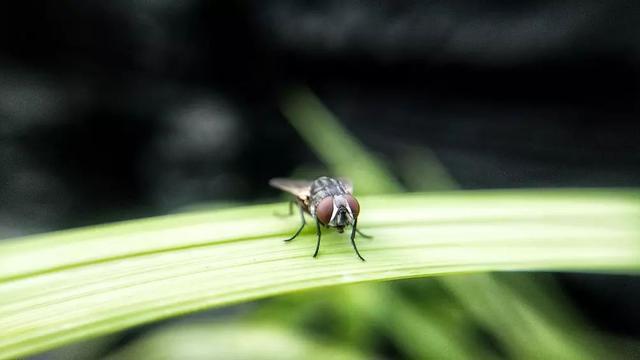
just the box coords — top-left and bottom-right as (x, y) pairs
(284, 203), (306, 242)
(350, 218), (366, 261)
(313, 218), (322, 258)
(355, 228), (373, 239)
(275, 200), (296, 217)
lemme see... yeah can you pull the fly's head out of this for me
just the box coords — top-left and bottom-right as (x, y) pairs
(315, 195), (360, 232)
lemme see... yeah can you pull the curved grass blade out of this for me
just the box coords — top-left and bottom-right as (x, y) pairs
(0, 189), (639, 359)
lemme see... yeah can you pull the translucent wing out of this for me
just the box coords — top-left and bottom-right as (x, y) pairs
(269, 178), (312, 200)
(338, 177), (353, 193)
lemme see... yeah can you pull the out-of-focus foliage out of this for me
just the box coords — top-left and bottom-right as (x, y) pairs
(281, 87), (402, 194)
(108, 322), (368, 360)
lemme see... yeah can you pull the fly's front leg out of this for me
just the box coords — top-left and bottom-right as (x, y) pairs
(350, 218), (366, 261)
(313, 217), (322, 258)
(284, 202), (306, 242)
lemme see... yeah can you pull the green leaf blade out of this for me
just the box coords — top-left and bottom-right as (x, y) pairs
(0, 189), (639, 359)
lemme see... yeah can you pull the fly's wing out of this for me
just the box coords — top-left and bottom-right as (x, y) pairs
(338, 177), (354, 194)
(269, 178), (312, 200)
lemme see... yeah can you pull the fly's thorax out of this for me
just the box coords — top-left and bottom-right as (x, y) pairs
(309, 176), (349, 208)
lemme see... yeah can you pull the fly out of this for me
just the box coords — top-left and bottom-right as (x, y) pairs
(269, 176), (371, 261)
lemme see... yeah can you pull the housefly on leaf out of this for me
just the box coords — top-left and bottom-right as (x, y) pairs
(269, 176), (371, 261)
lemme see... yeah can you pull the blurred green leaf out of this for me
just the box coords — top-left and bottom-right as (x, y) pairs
(281, 86), (402, 194)
(1, 190), (639, 359)
(107, 322), (368, 360)
(338, 283), (499, 359)
(396, 145), (458, 191)
(253, 282), (499, 359)
(443, 273), (601, 359)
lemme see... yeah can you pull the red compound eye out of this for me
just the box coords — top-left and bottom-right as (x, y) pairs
(316, 197), (333, 225)
(345, 195), (360, 218)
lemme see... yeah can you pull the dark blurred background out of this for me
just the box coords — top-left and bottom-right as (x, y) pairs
(1, 0), (639, 358)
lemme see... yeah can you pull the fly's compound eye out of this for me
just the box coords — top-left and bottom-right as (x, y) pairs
(316, 197), (334, 225)
(345, 195), (360, 218)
